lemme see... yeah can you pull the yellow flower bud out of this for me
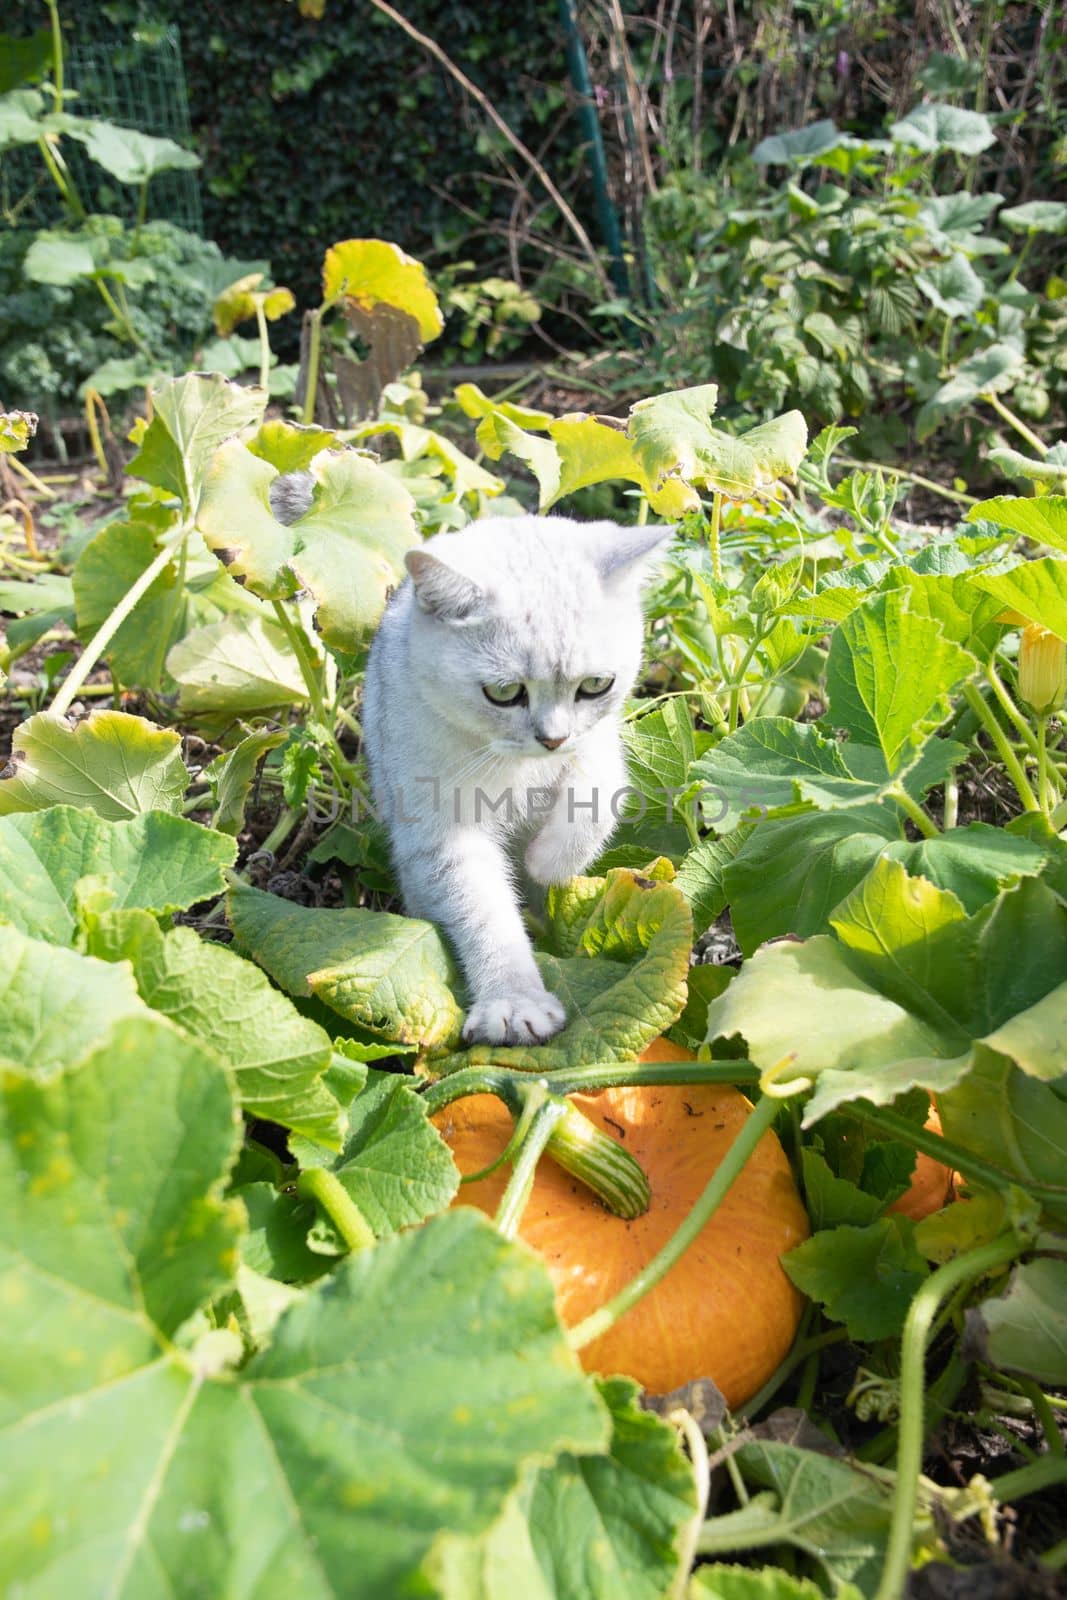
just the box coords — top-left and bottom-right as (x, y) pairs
(1018, 623), (1067, 716)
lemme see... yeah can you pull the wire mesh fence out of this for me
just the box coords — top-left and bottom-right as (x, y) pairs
(8, 22), (202, 231)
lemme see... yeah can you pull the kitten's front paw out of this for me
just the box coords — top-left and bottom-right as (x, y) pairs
(462, 989), (567, 1046)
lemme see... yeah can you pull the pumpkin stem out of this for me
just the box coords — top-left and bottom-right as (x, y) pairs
(295, 1168), (376, 1253)
(545, 1101), (651, 1220)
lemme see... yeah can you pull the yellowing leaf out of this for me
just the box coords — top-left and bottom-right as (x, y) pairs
(322, 238), (443, 342)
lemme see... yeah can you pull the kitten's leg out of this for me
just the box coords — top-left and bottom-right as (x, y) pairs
(524, 727), (627, 886)
(396, 831), (567, 1046)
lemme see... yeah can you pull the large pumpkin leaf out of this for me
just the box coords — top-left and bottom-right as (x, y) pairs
(0, 710), (188, 819)
(128, 371), (266, 507)
(431, 1377), (698, 1600)
(85, 913), (342, 1147)
(824, 590), (976, 772)
(973, 556), (1067, 640)
(476, 410), (693, 518)
(705, 858), (1067, 1123)
(966, 495), (1067, 551)
(890, 102), (996, 155)
(322, 237), (444, 340)
(966, 1258), (1067, 1384)
(0, 805), (235, 944)
(167, 613), (309, 718)
(939, 1046), (1067, 1225)
(0, 924), (147, 1078)
(228, 878), (465, 1049)
(433, 868), (692, 1074)
(196, 440), (417, 645)
(0, 1026), (607, 1595)
(629, 386), (807, 500)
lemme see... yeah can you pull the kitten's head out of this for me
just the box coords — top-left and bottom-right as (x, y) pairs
(403, 514), (670, 760)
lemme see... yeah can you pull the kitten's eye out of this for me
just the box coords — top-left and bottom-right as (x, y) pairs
(483, 681), (527, 707)
(576, 675), (615, 700)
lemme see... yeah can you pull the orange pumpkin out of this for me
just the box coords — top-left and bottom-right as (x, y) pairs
(432, 1041), (810, 1405)
(887, 1106), (956, 1221)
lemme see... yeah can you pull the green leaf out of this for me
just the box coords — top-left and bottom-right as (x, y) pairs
(890, 102), (996, 155)
(0, 710), (188, 819)
(675, 826), (753, 936)
(691, 1566), (859, 1600)
(0, 32), (53, 94)
(0, 924), (147, 1077)
(966, 495), (1067, 551)
(967, 1258), (1067, 1384)
(0, 1046), (607, 1600)
(622, 699), (706, 822)
(435, 868), (693, 1074)
(917, 344), (1024, 438)
(886, 823), (1052, 914)
(166, 613), (309, 718)
(197, 440), (417, 645)
(228, 878), (465, 1049)
(73, 120), (200, 182)
(1000, 201), (1067, 236)
(432, 1376), (698, 1600)
(298, 1068), (458, 1231)
(724, 809), (898, 955)
(204, 727), (287, 835)
(477, 409), (693, 518)
(629, 388), (807, 500)
(88, 916), (342, 1146)
(701, 1439), (893, 1593)
(974, 555), (1067, 639)
(939, 1046), (1067, 1224)
(706, 859), (1067, 1123)
(236, 1182), (326, 1284)
(72, 516), (185, 690)
(825, 590), (975, 772)
(128, 372), (266, 507)
(915, 190), (1003, 250)
(916, 255), (986, 319)
(752, 120), (845, 164)
(322, 237), (444, 340)
(0, 1014), (242, 1391)
(783, 1218), (928, 1340)
(801, 1148), (888, 1230)
(453, 381), (553, 431)
(21, 231), (96, 286)
(0, 805), (235, 944)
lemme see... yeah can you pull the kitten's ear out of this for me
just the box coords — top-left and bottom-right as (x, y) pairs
(590, 523), (674, 588)
(405, 549), (486, 621)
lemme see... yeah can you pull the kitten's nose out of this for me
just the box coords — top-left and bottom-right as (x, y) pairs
(537, 734), (567, 750)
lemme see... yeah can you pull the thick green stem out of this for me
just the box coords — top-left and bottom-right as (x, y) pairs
(301, 307), (324, 425)
(296, 1168), (376, 1252)
(547, 1100), (650, 1219)
(135, 176), (149, 235)
(254, 300), (272, 392)
(494, 1093), (569, 1240)
(709, 491), (724, 583)
(1038, 717), (1056, 817)
(962, 681), (1041, 812)
(889, 785), (940, 839)
(991, 1451), (1067, 1506)
(874, 1233), (1023, 1600)
(986, 662), (1040, 756)
(983, 392), (1048, 457)
(271, 600), (327, 722)
(420, 1058), (760, 1115)
(568, 1091), (781, 1351)
(49, 524), (187, 719)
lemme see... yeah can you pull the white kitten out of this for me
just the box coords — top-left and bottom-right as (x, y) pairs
(361, 514), (669, 1045)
